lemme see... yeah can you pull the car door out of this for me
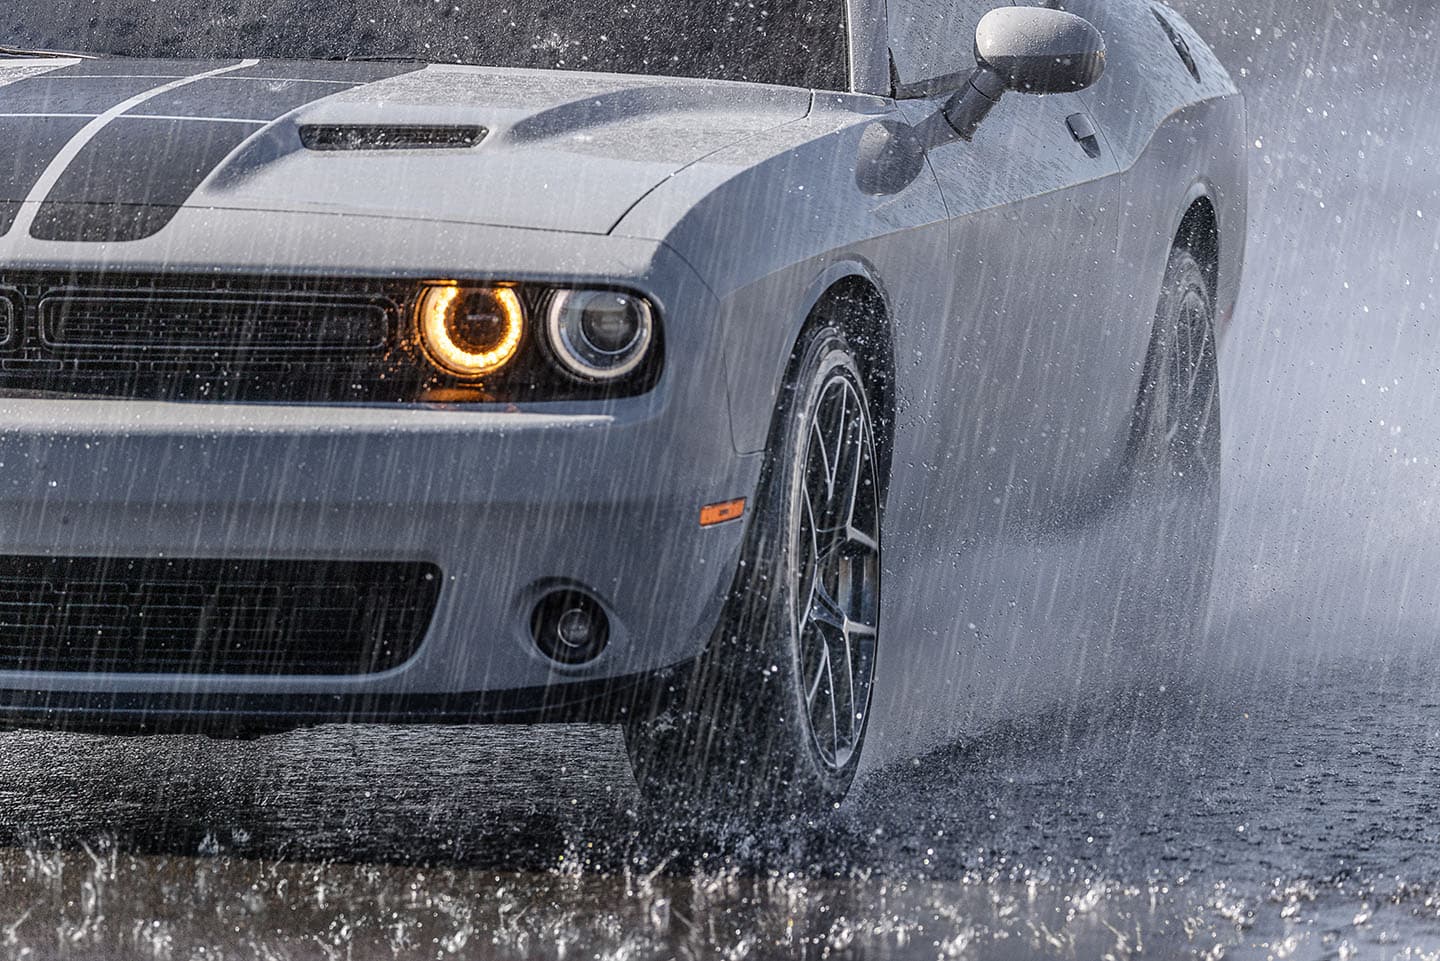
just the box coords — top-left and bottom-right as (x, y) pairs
(888, 0), (1128, 539)
(865, 1), (1155, 758)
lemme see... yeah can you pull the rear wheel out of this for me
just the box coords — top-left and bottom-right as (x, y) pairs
(1121, 243), (1222, 673)
(1132, 245), (1221, 489)
(624, 324), (884, 825)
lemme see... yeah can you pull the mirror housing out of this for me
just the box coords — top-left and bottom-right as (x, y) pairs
(932, 7), (1106, 144)
(975, 6), (1106, 94)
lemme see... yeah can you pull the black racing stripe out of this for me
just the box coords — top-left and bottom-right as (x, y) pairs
(37, 59), (240, 79)
(27, 202), (186, 244)
(222, 60), (426, 83)
(0, 74), (172, 114)
(30, 117), (259, 242)
(30, 60), (425, 243)
(128, 78), (368, 121)
(0, 115), (90, 236)
(0, 62), (201, 237)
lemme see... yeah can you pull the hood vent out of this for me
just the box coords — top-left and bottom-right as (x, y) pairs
(298, 124), (488, 151)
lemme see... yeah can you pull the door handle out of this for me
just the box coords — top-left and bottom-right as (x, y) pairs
(1066, 112), (1102, 159)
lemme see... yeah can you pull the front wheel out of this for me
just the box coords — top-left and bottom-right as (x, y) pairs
(624, 324), (884, 825)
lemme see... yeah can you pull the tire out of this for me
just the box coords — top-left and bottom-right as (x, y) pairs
(624, 323), (884, 826)
(1120, 244), (1222, 674)
(1131, 245), (1222, 490)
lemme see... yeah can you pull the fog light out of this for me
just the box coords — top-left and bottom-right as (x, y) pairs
(417, 284), (524, 378)
(531, 590), (610, 664)
(545, 289), (654, 381)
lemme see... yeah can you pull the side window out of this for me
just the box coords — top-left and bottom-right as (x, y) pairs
(888, 0), (1004, 94)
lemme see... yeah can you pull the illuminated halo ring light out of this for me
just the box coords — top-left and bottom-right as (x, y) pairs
(416, 284), (525, 378)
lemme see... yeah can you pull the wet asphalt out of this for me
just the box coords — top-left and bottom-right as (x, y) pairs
(2, 657), (1440, 959)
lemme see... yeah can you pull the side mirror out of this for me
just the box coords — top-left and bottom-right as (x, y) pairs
(975, 7), (1106, 94)
(930, 7), (1106, 144)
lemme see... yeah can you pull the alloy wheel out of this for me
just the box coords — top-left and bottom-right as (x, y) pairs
(794, 372), (881, 772)
(1141, 254), (1219, 483)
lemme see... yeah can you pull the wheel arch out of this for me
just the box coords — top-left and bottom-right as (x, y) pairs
(785, 266), (898, 498)
(1168, 164), (1244, 344)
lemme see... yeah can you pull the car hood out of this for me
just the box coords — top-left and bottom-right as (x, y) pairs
(0, 59), (811, 243)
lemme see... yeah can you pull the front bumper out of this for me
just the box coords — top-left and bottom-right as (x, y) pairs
(0, 396), (757, 728)
(0, 219), (760, 728)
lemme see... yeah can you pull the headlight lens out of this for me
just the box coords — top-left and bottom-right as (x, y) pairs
(546, 289), (655, 381)
(416, 284), (524, 378)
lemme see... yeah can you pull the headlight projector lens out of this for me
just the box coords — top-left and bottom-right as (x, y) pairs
(546, 289), (654, 381)
(418, 284), (524, 378)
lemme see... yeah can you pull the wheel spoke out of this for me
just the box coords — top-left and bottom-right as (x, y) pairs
(846, 619), (877, 638)
(810, 577), (847, 631)
(828, 386), (849, 500)
(809, 419), (832, 506)
(799, 482), (821, 614)
(840, 396), (867, 521)
(805, 632), (829, 709)
(845, 524), (879, 557)
(844, 624), (876, 743)
(825, 644), (840, 759)
(837, 620), (856, 738)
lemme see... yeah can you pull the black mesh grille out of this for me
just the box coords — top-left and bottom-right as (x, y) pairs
(39, 291), (390, 353)
(0, 274), (425, 403)
(0, 556), (440, 675)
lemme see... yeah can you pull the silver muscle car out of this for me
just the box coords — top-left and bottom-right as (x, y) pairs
(0, 0), (1245, 822)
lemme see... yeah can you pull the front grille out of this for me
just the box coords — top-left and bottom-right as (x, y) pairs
(0, 556), (440, 675)
(0, 272), (652, 403)
(0, 274), (427, 403)
(40, 291), (390, 353)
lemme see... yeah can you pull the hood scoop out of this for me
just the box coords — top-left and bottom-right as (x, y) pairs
(298, 124), (488, 151)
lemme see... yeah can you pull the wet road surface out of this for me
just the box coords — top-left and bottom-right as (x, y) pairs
(1, 656), (1439, 959)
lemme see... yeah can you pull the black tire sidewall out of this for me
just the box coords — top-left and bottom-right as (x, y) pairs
(757, 326), (878, 802)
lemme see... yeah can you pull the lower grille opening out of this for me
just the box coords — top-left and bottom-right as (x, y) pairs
(0, 556), (440, 675)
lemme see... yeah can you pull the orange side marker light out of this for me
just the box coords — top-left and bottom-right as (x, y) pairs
(699, 498), (746, 527)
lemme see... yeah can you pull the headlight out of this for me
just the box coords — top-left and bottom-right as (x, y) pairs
(545, 289), (655, 381)
(416, 284), (524, 378)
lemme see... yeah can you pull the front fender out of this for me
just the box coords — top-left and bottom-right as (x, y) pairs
(614, 95), (951, 453)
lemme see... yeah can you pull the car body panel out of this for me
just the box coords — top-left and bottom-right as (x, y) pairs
(0, 59), (812, 239)
(1065, 0), (1248, 338)
(897, 91), (1130, 528)
(0, 396), (756, 699)
(615, 92), (954, 455)
(870, 1), (1247, 764)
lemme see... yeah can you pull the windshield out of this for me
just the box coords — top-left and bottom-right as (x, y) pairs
(3, 0), (851, 89)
